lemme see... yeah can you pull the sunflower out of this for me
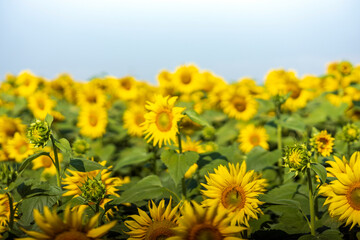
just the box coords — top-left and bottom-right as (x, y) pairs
(310, 130), (335, 157)
(220, 87), (258, 121)
(180, 136), (205, 179)
(32, 147), (63, 178)
(18, 205), (116, 240)
(238, 124), (269, 153)
(77, 83), (107, 108)
(125, 198), (180, 239)
(77, 105), (108, 139)
(14, 70), (39, 97)
(27, 91), (56, 120)
(5, 132), (34, 163)
(116, 76), (139, 101)
(168, 201), (246, 240)
(201, 162), (267, 226)
(173, 65), (201, 94)
(0, 116), (26, 144)
(142, 95), (185, 148)
(0, 194), (10, 232)
(123, 105), (146, 137)
(62, 161), (130, 209)
(319, 152), (360, 229)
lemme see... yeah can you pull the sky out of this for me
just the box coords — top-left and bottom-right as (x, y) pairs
(0, 0), (359, 84)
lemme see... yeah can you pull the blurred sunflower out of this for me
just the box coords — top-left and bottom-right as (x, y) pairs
(238, 124), (269, 153)
(77, 105), (108, 139)
(14, 70), (39, 97)
(77, 83), (107, 108)
(201, 162), (267, 226)
(123, 105), (146, 137)
(62, 161), (130, 209)
(5, 132), (33, 163)
(27, 91), (56, 120)
(158, 70), (175, 95)
(142, 95), (185, 148)
(168, 201), (246, 240)
(125, 198), (180, 239)
(116, 76), (139, 101)
(221, 87), (258, 121)
(173, 65), (201, 94)
(32, 146), (62, 179)
(310, 130), (334, 157)
(319, 152), (360, 229)
(18, 205), (116, 240)
(0, 116), (26, 144)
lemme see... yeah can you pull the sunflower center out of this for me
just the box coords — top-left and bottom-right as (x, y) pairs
(4, 122), (17, 137)
(289, 151), (301, 166)
(88, 113), (98, 127)
(249, 134), (260, 145)
(188, 223), (223, 240)
(347, 183), (360, 210)
(18, 143), (28, 154)
(233, 97), (247, 112)
(86, 94), (97, 104)
(317, 137), (329, 145)
(221, 186), (245, 210)
(180, 73), (192, 84)
(135, 114), (145, 126)
(145, 220), (176, 240)
(42, 156), (53, 168)
(37, 99), (45, 110)
(54, 230), (90, 240)
(121, 79), (132, 90)
(290, 86), (301, 99)
(156, 111), (172, 132)
(80, 178), (106, 203)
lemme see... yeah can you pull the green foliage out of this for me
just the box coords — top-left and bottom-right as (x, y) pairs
(69, 158), (106, 172)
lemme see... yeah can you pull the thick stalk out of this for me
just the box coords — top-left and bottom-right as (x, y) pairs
(50, 135), (62, 189)
(6, 192), (14, 230)
(307, 168), (316, 236)
(177, 132), (187, 198)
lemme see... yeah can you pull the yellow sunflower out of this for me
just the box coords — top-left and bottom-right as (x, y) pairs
(180, 136), (205, 179)
(201, 162), (267, 226)
(77, 105), (108, 139)
(173, 65), (201, 94)
(5, 132), (34, 163)
(123, 105), (146, 137)
(62, 161), (130, 209)
(14, 70), (39, 97)
(319, 152), (360, 229)
(125, 198), (180, 239)
(142, 95), (185, 148)
(77, 83), (107, 108)
(116, 76), (139, 101)
(0, 116), (26, 144)
(310, 130), (335, 157)
(27, 91), (56, 120)
(168, 201), (246, 240)
(220, 87), (258, 121)
(0, 194), (10, 233)
(32, 147), (63, 178)
(238, 124), (269, 153)
(18, 205), (116, 240)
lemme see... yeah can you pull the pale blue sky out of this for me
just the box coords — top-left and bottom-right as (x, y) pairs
(0, 0), (359, 84)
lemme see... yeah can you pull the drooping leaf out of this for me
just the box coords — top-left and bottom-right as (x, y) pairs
(184, 109), (211, 127)
(69, 158), (106, 172)
(18, 151), (50, 175)
(55, 138), (72, 154)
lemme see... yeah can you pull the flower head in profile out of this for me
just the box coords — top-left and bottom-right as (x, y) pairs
(310, 130), (335, 157)
(168, 201), (246, 240)
(142, 95), (185, 148)
(201, 162), (267, 226)
(125, 198), (180, 240)
(18, 205), (116, 240)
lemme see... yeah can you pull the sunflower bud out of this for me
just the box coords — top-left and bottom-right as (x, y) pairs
(0, 163), (18, 187)
(202, 126), (215, 140)
(283, 143), (311, 172)
(72, 139), (90, 156)
(80, 178), (106, 203)
(342, 123), (360, 143)
(27, 120), (51, 148)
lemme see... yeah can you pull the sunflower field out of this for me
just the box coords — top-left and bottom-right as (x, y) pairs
(0, 61), (360, 240)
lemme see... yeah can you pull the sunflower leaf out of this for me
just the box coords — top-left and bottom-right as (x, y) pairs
(310, 162), (327, 183)
(18, 151), (50, 175)
(45, 114), (54, 128)
(184, 109), (211, 127)
(69, 158), (106, 172)
(54, 138), (72, 154)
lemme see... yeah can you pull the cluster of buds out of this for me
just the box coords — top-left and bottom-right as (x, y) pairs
(0, 163), (18, 187)
(342, 123), (360, 144)
(72, 139), (90, 156)
(27, 120), (51, 148)
(283, 143), (311, 172)
(80, 177), (106, 204)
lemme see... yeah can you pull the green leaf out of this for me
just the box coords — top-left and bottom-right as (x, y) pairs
(69, 158), (106, 172)
(161, 150), (199, 186)
(311, 163), (327, 183)
(279, 114), (306, 132)
(246, 147), (281, 171)
(45, 114), (54, 127)
(319, 229), (342, 240)
(18, 151), (50, 175)
(268, 199), (302, 209)
(114, 150), (154, 171)
(298, 234), (317, 240)
(55, 138), (72, 154)
(199, 159), (228, 176)
(184, 109), (211, 127)
(112, 175), (164, 204)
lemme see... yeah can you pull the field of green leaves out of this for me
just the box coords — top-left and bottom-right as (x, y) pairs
(0, 61), (360, 239)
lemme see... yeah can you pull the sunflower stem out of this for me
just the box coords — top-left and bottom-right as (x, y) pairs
(347, 142), (352, 160)
(177, 131), (187, 198)
(6, 192), (14, 230)
(307, 168), (316, 236)
(50, 134), (62, 190)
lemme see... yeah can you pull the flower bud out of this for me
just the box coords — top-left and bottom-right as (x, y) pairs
(342, 123), (360, 143)
(283, 143), (311, 172)
(80, 178), (106, 203)
(72, 139), (90, 156)
(27, 120), (51, 148)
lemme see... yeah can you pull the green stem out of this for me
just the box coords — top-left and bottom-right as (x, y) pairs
(177, 131), (187, 198)
(307, 168), (316, 236)
(6, 192), (14, 230)
(277, 123), (282, 165)
(347, 142), (352, 160)
(177, 132), (183, 154)
(50, 135), (62, 190)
